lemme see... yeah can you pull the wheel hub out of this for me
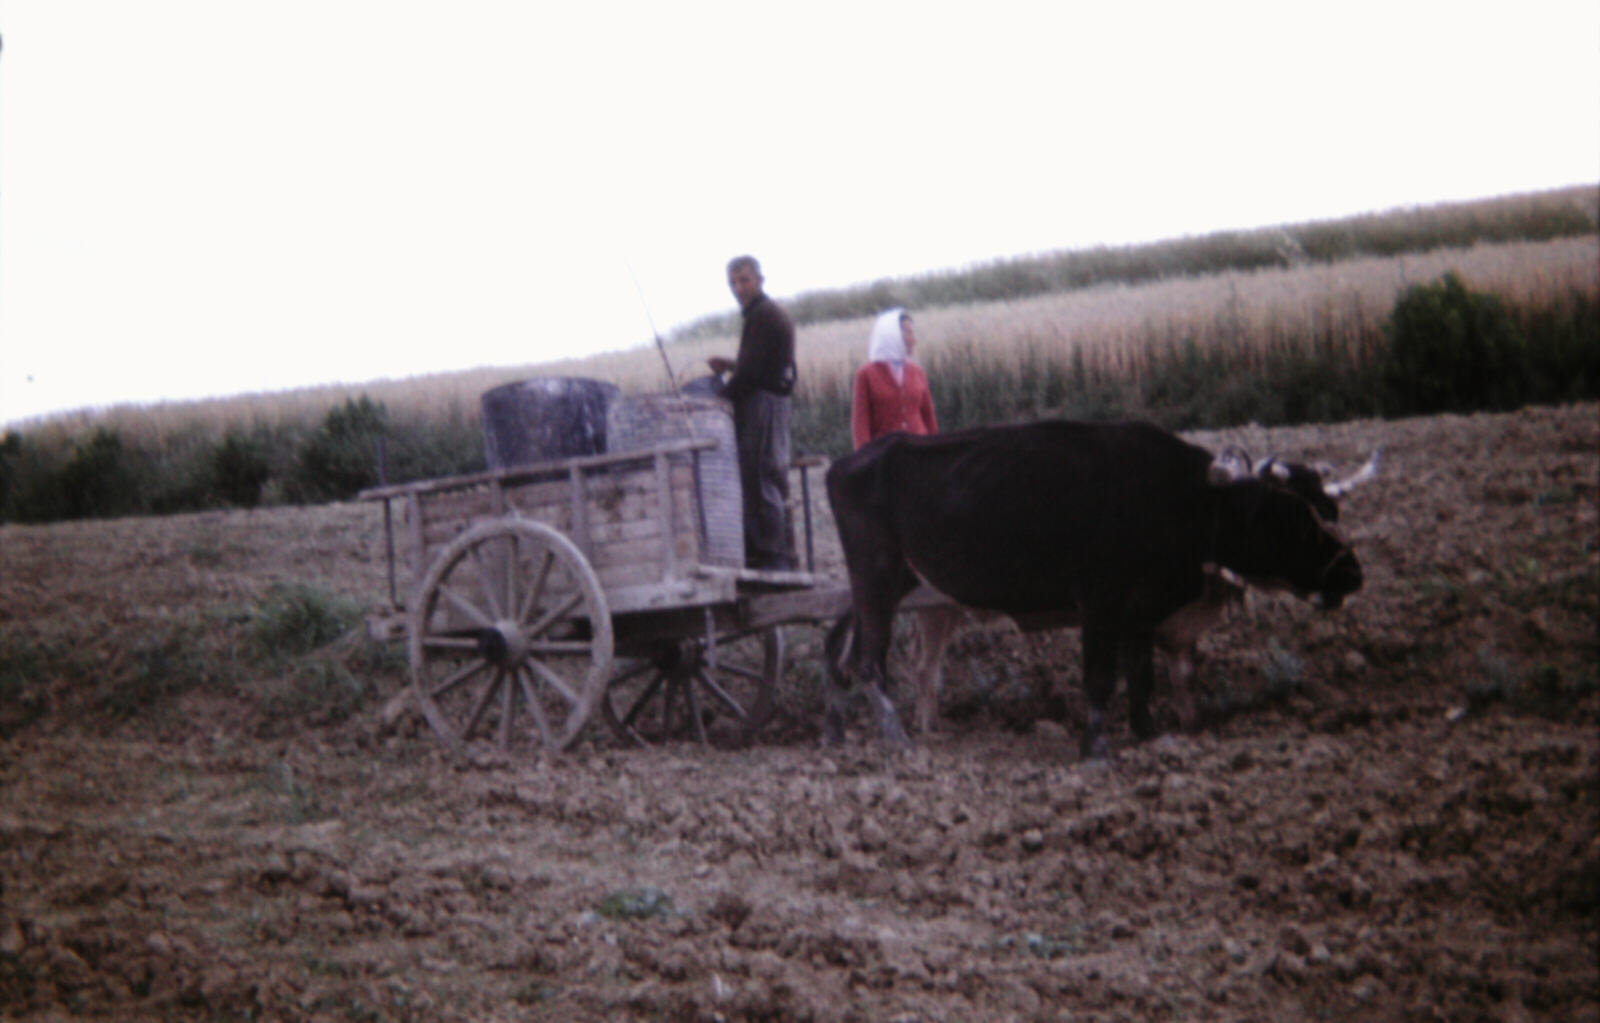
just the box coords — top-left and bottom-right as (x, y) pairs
(478, 619), (529, 667)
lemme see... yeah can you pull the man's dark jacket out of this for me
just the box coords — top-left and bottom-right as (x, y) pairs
(726, 293), (796, 399)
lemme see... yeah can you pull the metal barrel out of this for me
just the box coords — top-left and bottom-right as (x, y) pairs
(481, 377), (620, 470)
(606, 392), (744, 568)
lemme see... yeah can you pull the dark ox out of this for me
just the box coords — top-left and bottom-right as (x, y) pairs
(824, 419), (1363, 759)
(827, 444), (1379, 738)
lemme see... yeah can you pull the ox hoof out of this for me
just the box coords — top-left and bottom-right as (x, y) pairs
(877, 732), (914, 752)
(1130, 711), (1158, 743)
(1079, 735), (1112, 763)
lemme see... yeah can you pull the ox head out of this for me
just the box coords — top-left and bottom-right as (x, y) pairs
(1208, 446), (1381, 523)
(1207, 464), (1363, 611)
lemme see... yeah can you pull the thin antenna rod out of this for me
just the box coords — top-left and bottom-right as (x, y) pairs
(625, 261), (678, 392)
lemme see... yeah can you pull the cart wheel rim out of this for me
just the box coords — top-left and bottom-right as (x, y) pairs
(409, 518), (612, 753)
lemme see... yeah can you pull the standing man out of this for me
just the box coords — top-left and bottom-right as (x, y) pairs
(709, 255), (797, 571)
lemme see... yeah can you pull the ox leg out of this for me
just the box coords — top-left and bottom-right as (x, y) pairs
(1080, 625), (1119, 761)
(854, 577), (912, 747)
(864, 680), (909, 747)
(910, 604), (967, 735)
(821, 613), (855, 746)
(1163, 643), (1199, 732)
(1121, 631), (1158, 742)
(857, 601), (908, 752)
(824, 573), (914, 748)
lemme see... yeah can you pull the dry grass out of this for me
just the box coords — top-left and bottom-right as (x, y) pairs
(21, 236), (1598, 451)
(776, 235), (1599, 390)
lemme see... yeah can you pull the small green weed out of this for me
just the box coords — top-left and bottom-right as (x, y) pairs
(1467, 647), (1520, 708)
(1263, 639), (1306, 699)
(251, 582), (361, 661)
(98, 625), (216, 718)
(595, 886), (677, 921)
(256, 657), (372, 733)
(0, 633), (66, 735)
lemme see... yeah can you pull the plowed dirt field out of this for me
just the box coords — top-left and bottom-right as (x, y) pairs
(2, 405), (1596, 1022)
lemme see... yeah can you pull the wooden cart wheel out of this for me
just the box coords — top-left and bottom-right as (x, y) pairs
(602, 626), (783, 748)
(409, 518), (613, 754)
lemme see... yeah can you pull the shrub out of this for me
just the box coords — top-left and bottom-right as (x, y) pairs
(250, 582), (361, 661)
(0, 632), (70, 737)
(97, 625), (216, 718)
(0, 431), (53, 523)
(213, 432), (273, 508)
(290, 396), (388, 502)
(1519, 287), (1600, 402)
(257, 658), (370, 728)
(52, 428), (142, 520)
(1382, 272), (1527, 415)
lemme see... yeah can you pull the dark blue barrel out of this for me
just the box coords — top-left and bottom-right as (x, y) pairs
(481, 377), (620, 470)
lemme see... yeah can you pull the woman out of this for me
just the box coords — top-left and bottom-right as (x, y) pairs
(850, 308), (938, 450)
(846, 307), (958, 734)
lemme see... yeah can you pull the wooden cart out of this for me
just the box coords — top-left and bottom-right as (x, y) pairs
(359, 439), (857, 754)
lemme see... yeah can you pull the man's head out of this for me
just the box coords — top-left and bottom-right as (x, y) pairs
(727, 255), (764, 310)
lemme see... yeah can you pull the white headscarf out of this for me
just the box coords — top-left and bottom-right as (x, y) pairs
(867, 308), (909, 385)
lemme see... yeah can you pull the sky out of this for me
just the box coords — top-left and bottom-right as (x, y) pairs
(2, 2), (1597, 426)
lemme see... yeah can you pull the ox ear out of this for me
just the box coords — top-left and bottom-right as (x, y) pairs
(1323, 449), (1381, 499)
(1208, 447), (1253, 486)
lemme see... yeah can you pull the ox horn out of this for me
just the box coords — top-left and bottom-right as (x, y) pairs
(1323, 449), (1381, 499)
(1254, 456), (1293, 483)
(1208, 446), (1253, 485)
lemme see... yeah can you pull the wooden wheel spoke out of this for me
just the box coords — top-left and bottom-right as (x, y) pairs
(517, 549), (556, 626)
(514, 668), (555, 748)
(428, 657), (492, 701)
(526, 656), (582, 710)
(525, 591), (585, 639)
(462, 669), (505, 740)
(496, 672), (514, 750)
(422, 635), (480, 654)
(466, 543), (506, 619)
(661, 679), (680, 737)
(601, 629), (779, 749)
(438, 583), (494, 629)
(527, 639), (599, 656)
(618, 671), (669, 729)
(610, 658), (656, 686)
(413, 519), (612, 755)
(694, 668), (750, 720)
(683, 674), (708, 745)
(714, 661), (768, 684)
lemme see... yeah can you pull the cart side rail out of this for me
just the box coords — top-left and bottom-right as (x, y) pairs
(355, 437), (718, 503)
(360, 438), (728, 611)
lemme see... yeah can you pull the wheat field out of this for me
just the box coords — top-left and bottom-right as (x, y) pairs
(25, 234), (1597, 452)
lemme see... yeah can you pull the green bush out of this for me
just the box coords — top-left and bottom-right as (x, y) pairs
(257, 658), (371, 728)
(250, 582), (361, 661)
(52, 428), (142, 520)
(0, 632), (74, 737)
(1519, 287), (1600, 401)
(1382, 272), (1527, 415)
(97, 625), (217, 718)
(0, 431), (51, 522)
(290, 395), (388, 502)
(213, 431), (273, 508)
